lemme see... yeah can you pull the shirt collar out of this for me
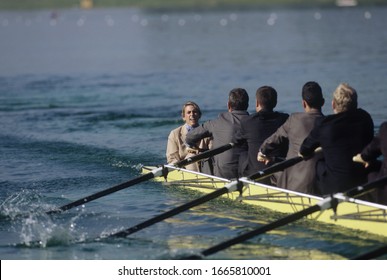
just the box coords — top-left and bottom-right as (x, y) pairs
(186, 124), (198, 132)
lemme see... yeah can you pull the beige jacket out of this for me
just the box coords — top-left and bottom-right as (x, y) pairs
(166, 125), (211, 171)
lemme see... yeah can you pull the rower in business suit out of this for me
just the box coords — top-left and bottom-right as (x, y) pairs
(300, 83), (374, 195)
(234, 85), (289, 184)
(186, 88), (250, 179)
(258, 81), (325, 194)
(353, 121), (387, 205)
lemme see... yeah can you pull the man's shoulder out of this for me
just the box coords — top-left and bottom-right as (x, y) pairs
(289, 111), (322, 120)
(277, 111), (289, 119)
(270, 111), (289, 122)
(171, 125), (184, 132)
(380, 122), (387, 137)
(320, 108), (373, 127)
(169, 125), (184, 135)
(218, 111), (249, 121)
(381, 121), (387, 131)
(245, 110), (287, 119)
(289, 112), (306, 117)
(356, 108), (373, 119)
(330, 108), (372, 122)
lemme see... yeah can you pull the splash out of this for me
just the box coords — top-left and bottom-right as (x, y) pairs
(0, 189), (47, 220)
(1, 189), (86, 247)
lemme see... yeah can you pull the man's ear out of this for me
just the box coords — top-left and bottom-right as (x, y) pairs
(302, 100), (307, 109)
(227, 101), (232, 112)
(256, 99), (262, 112)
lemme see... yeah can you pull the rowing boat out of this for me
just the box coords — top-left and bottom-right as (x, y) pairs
(142, 165), (387, 238)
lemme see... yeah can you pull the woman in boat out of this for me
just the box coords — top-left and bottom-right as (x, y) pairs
(353, 121), (387, 205)
(166, 101), (211, 172)
(299, 83), (374, 195)
(258, 81), (325, 194)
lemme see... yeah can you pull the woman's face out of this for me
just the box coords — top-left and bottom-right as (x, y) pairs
(183, 105), (200, 127)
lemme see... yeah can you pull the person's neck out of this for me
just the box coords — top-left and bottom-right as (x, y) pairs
(186, 123), (198, 131)
(305, 107), (321, 113)
(256, 107), (272, 113)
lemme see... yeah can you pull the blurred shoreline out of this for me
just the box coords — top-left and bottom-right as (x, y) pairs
(1, 0), (386, 11)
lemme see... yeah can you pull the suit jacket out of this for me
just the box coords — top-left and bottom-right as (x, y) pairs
(235, 110), (289, 180)
(300, 108), (374, 195)
(260, 111), (324, 193)
(361, 121), (387, 205)
(166, 125), (211, 172)
(186, 110), (249, 179)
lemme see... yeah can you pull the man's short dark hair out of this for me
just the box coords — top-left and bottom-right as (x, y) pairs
(229, 88), (249, 111)
(302, 81), (324, 109)
(256, 86), (277, 110)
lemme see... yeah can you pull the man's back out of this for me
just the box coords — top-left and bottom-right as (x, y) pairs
(261, 111), (324, 193)
(238, 110), (289, 177)
(301, 108), (374, 194)
(186, 110), (249, 179)
(360, 121), (387, 205)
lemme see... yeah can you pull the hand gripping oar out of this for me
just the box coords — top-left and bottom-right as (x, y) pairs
(183, 176), (387, 259)
(249, 155), (303, 181)
(250, 147), (322, 181)
(100, 154), (310, 239)
(46, 143), (235, 215)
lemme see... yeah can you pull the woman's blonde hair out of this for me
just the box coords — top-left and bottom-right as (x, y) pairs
(332, 83), (358, 113)
(181, 101), (202, 118)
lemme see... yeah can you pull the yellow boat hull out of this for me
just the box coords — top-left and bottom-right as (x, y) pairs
(143, 166), (387, 238)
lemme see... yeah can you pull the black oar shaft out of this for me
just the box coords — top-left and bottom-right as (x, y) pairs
(105, 152), (307, 239)
(198, 204), (322, 258)
(47, 143), (235, 215)
(352, 245), (387, 260)
(46, 171), (157, 214)
(248, 148), (323, 181)
(186, 176), (387, 259)
(345, 176), (387, 198)
(175, 143), (234, 168)
(108, 186), (232, 238)
(249, 156), (303, 181)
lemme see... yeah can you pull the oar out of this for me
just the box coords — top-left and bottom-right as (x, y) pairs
(183, 176), (387, 259)
(352, 244), (387, 260)
(250, 147), (322, 181)
(250, 155), (303, 181)
(100, 154), (310, 239)
(46, 143), (235, 214)
(105, 180), (241, 239)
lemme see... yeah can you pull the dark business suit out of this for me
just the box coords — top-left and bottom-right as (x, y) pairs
(300, 108), (374, 195)
(235, 110), (289, 181)
(260, 110), (324, 194)
(186, 110), (249, 179)
(360, 121), (387, 205)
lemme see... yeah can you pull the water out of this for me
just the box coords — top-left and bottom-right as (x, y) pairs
(0, 6), (386, 260)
